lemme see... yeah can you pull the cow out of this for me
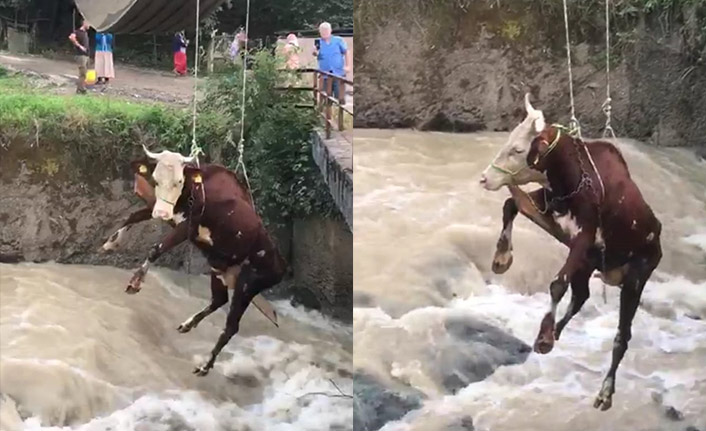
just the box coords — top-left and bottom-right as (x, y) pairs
(523, 125), (662, 410)
(480, 95), (663, 410)
(102, 146), (285, 376)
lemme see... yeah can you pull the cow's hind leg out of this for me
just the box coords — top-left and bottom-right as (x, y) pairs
(492, 198), (519, 274)
(554, 267), (591, 341)
(594, 245), (661, 411)
(193, 263), (283, 376)
(177, 271), (229, 333)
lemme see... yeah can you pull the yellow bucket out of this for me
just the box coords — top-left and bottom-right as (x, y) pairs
(85, 69), (97, 85)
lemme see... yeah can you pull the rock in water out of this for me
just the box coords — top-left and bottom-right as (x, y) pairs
(442, 316), (532, 393)
(353, 372), (423, 431)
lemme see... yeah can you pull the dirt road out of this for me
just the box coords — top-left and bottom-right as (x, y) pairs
(0, 52), (195, 104)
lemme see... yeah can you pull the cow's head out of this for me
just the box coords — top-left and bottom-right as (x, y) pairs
(480, 93), (548, 190)
(142, 145), (195, 221)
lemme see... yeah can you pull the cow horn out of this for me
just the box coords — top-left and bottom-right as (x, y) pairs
(524, 93), (537, 115)
(142, 144), (163, 160)
(181, 154), (196, 164)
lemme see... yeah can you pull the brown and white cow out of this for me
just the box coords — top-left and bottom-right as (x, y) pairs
(103, 146), (286, 376)
(525, 125), (662, 411)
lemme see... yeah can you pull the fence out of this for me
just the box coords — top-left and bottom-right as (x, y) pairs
(278, 68), (353, 140)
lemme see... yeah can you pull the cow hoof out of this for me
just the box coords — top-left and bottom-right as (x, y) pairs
(193, 365), (210, 376)
(177, 323), (193, 333)
(593, 393), (613, 411)
(491, 252), (513, 274)
(533, 337), (554, 354)
(125, 283), (141, 294)
(533, 313), (555, 354)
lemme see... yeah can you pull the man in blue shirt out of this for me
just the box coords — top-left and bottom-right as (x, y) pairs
(314, 22), (350, 103)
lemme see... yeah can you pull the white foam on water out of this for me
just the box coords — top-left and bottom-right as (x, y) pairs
(0, 263), (352, 431)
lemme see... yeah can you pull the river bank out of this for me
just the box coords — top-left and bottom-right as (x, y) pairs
(354, 1), (706, 157)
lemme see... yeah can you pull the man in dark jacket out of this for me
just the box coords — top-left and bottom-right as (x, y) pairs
(68, 19), (91, 94)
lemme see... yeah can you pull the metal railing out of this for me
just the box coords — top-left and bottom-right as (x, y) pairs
(277, 68), (353, 140)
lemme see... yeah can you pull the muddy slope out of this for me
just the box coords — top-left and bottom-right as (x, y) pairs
(354, 2), (706, 154)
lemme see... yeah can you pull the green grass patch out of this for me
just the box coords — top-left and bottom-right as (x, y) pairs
(0, 50), (336, 225)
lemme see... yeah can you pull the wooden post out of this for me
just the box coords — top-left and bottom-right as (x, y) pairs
(207, 36), (215, 74)
(318, 74), (325, 112)
(312, 71), (318, 107)
(325, 75), (333, 139)
(337, 77), (344, 132)
(152, 34), (158, 63)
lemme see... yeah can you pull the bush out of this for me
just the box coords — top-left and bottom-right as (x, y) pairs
(199, 50), (336, 222)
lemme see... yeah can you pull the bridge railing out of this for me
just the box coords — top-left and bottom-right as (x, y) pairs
(277, 68), (353, 140)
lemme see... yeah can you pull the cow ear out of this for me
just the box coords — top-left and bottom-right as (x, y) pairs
(130, 159), (155, 177)
(183, 165), (203, 183)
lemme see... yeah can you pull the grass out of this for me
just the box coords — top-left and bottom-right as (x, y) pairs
(0, 69), (229, 182)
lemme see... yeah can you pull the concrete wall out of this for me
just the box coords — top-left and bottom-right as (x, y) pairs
(291, 216), (352, 322)
(311, 130), (353, 230)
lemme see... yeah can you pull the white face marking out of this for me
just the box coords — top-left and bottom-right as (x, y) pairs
(197, 225), (214, 245)
(646, 232), (655, 242)
(243, 258), (250, 266)
(631, 220), (637, 229)
(257, 250), (266, 257)
(150, 151), (188, 220)
(173, 212), (186, 224)
(481, 94), (548, 190)
(553, 211), (583, 239)
(236, 231), (243, 238)
(102, 226), (127, 251)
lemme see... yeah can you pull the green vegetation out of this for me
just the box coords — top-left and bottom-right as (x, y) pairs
(0, 50), (336, 224)
(198, 51), (336, 221)
(0, 71), (226, 176)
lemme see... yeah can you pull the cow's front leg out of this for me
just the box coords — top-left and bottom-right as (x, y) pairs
(534, 228), (594, 354)
(126, 221), (189, 294)
(102, 208), (153, 252)
(492, 198), (518, 274)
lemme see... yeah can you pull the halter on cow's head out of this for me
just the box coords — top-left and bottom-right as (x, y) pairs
(142, 145), (195, 221)
(480, 93), (549, 190)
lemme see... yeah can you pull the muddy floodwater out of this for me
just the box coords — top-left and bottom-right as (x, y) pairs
(0, 263), (353, 431)
(354, 129), (706, 431)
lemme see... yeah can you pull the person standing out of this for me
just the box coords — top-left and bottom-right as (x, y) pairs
(94, 32), (114, 85)
(313, 22), (350, 103)
(283, 33), (301, 70)
(68, 19), (90, 94)
(172, 31), (189, 76)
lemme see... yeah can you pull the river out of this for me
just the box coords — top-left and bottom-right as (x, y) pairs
(0, 263), (353, 431)
(353, 129), (706, 431)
